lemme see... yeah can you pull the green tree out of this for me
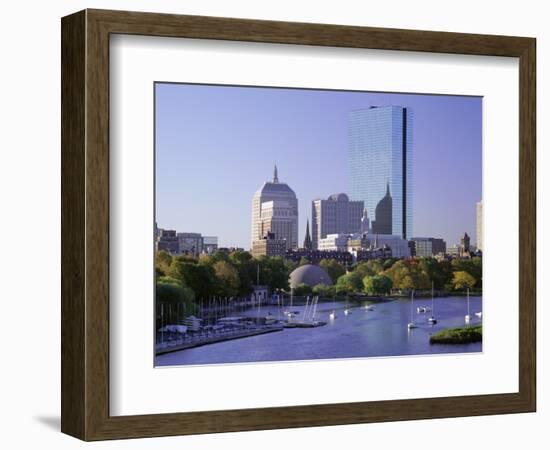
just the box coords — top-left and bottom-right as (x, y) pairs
(418, 257), (452, 289)
(207, 250), (230, 264)
(255, 256), (289, 291)
(198, 254), (214, 266)
(312, 283), (329, 297)
(382, 257), (399, 270)
(268, 257), (290, 290)
(284, 259), (299, 277)
(213, 260), (240, 297)
(383, 259), (430, 291)
(298, 256), (311, 267)
(293, 283), (312, 296)
(354, 260), (384, 279)
(353, 262), (371, 279)
(168, 257), (217, 300)
(156, 276), (195, 304)
(363, 275), (393, 295)
(365, 259), (384, 275)
(155, 277), (196, 326)
(452, 271), (476, 290)
(155, 250), (173, 275)
(228, 251), (255, 295)
(319, 259), (346, 284)
(335, 271), (363, 294)
(228, 250), (252, 266)
(451, 257), (482, 288)
(325, 285), (336, 298)
(400, 275), (415, 291)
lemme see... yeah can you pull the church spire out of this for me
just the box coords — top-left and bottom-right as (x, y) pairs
(361, 208), (370, 234)
(386, 181), (390, 196)
(273, 164), (279, 183)
(303, 219), (312, 250)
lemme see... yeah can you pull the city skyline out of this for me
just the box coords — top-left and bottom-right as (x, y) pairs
(156, 83), (482, 248)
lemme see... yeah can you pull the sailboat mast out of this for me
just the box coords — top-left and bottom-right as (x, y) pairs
(312, 296), (318, 321)
(410, 290), (414, 322)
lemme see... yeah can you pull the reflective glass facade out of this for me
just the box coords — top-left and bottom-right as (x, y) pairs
(348, 106), (413, 239)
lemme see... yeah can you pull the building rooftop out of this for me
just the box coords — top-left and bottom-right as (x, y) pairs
(257, 181), (296, 196)
(328, 193), (349, 202)
(289, 264), (333, 288)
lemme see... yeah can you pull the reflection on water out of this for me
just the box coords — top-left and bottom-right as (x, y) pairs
(155, 296), (482, 367)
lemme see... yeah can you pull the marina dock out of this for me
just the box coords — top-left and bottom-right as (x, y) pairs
(156, 325), (284, 355)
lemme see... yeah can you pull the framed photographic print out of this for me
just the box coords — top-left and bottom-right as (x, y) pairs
(61, 9), (536, 441)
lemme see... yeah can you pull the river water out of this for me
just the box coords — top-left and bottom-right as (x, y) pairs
(155, 295), (482, 367)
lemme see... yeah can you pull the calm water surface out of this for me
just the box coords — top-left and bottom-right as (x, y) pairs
(155, 296), (482, 366)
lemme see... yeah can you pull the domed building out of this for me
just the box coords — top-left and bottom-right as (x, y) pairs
(250, 166), (298, 251)
(289, 264), (332, 289)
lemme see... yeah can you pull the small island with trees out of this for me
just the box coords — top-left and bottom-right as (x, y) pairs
(430, 325), (483, 344)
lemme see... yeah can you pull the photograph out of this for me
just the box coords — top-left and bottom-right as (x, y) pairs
(154, 82), (483, 367)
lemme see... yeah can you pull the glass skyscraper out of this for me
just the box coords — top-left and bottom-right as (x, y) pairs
(348, 106), (413, 239)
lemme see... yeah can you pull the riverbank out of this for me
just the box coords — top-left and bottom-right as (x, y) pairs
(292, 291), (482, 303)
(156, 325), (284, 355)
(430, 325), (482, 344)
(156, 296), (482, 366)
(385, 290), (482, 298)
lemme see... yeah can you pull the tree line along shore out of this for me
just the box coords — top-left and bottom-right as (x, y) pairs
(155, 250), (482, 311)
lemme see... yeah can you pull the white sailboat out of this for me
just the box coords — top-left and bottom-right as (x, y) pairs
(284, 288), (295, 321)
(428, 281), (437, 324)
(344, 295), (350, 315)
(465, 287), (472, 323)
(407, 290), (417, 329)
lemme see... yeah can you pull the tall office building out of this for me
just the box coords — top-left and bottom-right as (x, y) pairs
(348, 106), (413, 239)
(251, 166), (298, 251)
(311, 193), (363, 249)
(476, 200), (483, 252)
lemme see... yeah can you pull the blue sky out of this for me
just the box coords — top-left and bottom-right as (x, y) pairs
(155, 83), (481, 249)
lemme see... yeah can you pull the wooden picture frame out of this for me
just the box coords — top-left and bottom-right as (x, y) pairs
(61, 9), (536, 441)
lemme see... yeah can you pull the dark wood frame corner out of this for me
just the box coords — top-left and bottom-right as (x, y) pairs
(61, 8), (536, 441)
